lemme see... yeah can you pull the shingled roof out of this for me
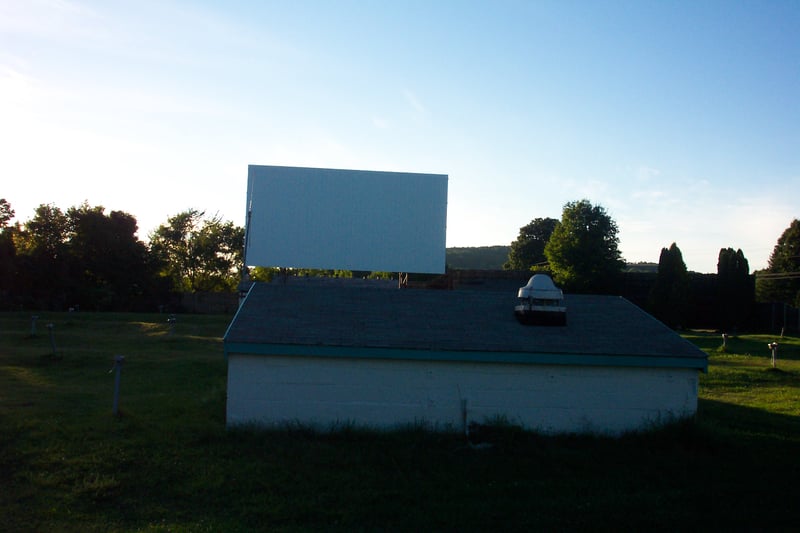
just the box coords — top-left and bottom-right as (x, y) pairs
(224, 282), (707, 371)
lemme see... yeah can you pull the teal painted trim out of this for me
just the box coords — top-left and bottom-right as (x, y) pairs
(223, 342), (708, 372)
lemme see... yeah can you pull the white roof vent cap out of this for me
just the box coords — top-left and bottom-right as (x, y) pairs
(517, 274), (563, 300)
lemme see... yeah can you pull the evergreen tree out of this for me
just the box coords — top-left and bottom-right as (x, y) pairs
(717, 247), (753, 330)
(649, 243), (689, 328)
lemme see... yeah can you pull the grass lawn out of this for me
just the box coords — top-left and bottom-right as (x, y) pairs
(2, 312), (799, 531)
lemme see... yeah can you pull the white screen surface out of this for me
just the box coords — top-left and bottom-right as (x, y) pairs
(245, 165), (448, 273)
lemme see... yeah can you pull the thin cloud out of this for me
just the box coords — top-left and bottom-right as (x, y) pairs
(0, 64), (34, 104)
(403, 89), (429, 119)
(636, 166), (661, 181)
(0, 63), (73, 120)
(0, 0), (104, 39)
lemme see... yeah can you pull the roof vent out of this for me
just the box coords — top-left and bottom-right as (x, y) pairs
(514, 274), (567, 326)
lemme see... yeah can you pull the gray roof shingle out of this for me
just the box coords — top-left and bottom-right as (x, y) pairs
(225, 282), (707, 370)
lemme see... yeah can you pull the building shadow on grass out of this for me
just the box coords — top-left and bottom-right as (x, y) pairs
(698, 398), (800, 441)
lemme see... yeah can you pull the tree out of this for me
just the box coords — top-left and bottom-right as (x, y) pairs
(149, 209), (244, 292)
(16, 204), (69, 258)
(756, 219), (800, 306)
(66, 202), (157, 310)
(544, 199), (624, 293)
(648, 243), (689, 328)
(717, 248), (753, 330)
(8, 202), (165, 310)
(13, 204), (71, 308)
(0, 199), (14, 228)
(0, 199), (17, 307)
(504, 218), (558, 270)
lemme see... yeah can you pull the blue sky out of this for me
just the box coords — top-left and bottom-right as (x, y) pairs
(1, 0), (798, 273)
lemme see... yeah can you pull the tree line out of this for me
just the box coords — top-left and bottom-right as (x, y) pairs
(1, 197), (798, 330)
(504, 199), (800, 331)
(0, 199), (243, 312)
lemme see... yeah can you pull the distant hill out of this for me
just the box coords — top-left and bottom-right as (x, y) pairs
(446, 246), (510, 270)
(625, 262), (659, 273)
(446, 248), (660, 273)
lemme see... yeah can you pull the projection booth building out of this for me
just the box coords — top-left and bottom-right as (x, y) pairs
(224, 280), (708, 435)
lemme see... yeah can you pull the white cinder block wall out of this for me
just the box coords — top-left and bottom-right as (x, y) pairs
(226, 354), (699, 435)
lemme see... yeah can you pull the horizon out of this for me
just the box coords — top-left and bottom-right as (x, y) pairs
(2, 1), (798, 274)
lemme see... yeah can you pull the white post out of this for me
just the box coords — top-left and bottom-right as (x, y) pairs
(768, 342), (778, 368)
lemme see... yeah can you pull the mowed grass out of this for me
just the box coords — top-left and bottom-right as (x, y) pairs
(1, 313), (799, 532)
